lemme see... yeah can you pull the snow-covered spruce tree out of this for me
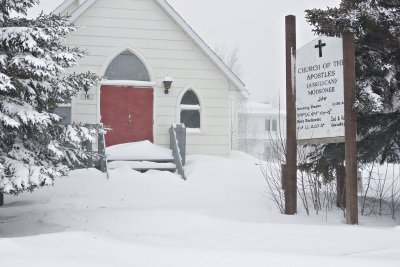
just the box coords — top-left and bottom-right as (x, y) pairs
(302, 0), (400, 179)
(0, 0), (103, 194)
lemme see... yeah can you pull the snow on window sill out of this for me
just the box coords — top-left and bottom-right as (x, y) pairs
(58, 103), (72, 107)
(180, 104), (200, 110)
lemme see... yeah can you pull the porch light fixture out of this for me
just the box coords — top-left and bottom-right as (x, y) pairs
(163, 75), (174, 94)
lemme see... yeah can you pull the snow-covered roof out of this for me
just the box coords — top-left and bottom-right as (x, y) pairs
(52, 0), (248, 96)
(240, 102), (284, 115)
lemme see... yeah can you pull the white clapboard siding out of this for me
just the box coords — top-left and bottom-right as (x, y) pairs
(77, 15), (175, 30)
(187, 135), (231, 146)
(187, 144), (231, 156)
(72, 45), (211, 61)
(155, 97), (229, 108)
(154, 87), (228, 98)
(66, 0), (242, 156)
(77, 55), (214, 71)
(95, 0), (158, 10)
(201, 99), (230, 108)
(73, 113), (98, 124)
(156, 106), (229, 117)
(74, 93), (97, 105)
(65, 36), (196, 51)
(202, 117), (231, 127)
(149, 59), (217, 71)
(156, 115), (230, 127)
(152, 69), (224, 80)
(142, 48), (211, 61)
(161, 79), (231, 90)
(74, 104), (97, 114)
(203, 108), (230, 117)
(155, 115), (180, 126)
(72, 44), (196, 56)
(75, 27), (188, 41)
(201, 126), (231, 136)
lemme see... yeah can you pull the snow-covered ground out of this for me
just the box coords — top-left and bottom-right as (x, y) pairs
(1, 153), (400, 266)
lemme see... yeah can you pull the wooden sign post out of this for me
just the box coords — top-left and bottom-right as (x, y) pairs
(343, 32), (358, 225)
(284, 16), (358, 224)
(284, 15), (297, 215)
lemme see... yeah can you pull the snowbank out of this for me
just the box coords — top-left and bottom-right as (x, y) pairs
(1, 155), (400, 267)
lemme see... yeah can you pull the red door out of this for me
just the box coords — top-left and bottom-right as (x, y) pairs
(100, 85), (154, 147)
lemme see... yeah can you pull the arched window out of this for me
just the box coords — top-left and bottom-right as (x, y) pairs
(104, 50), (150, 81)
(180, 89), (200, 129)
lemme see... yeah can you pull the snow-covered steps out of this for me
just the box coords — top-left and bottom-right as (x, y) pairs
(105, 141), (177, 173)
(107, 161), (176, 172)
(106, 141), (174, 162)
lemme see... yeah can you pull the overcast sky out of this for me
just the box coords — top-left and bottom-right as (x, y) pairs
(32, 0), (341, 108)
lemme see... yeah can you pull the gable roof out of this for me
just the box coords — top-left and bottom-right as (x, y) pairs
(53, 0), (248, 96)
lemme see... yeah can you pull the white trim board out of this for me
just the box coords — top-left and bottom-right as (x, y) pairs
(52, 0), (76, 14)
(52, 0), (249, 97)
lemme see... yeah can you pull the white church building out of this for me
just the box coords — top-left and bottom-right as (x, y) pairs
(53, 0), (248, 156)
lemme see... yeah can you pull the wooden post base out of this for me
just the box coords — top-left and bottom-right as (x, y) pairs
(336, 165), (346, 209)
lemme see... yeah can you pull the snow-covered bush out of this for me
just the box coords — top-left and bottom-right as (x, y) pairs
(261, 145), (337, 216)
(360, 163), (400, 219)
(0, 0), (103, 194)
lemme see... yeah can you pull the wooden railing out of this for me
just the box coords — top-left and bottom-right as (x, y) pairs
(80, 124), (108, 175)
(97, 131), (109, 178)
(170, 124), (186, 180)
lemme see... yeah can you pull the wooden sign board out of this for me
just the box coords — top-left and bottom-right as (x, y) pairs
(296, 37), (345, 144)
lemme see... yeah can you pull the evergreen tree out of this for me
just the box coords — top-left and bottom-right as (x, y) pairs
(0, 0), (103, 194)
(303, 0), (400, 178)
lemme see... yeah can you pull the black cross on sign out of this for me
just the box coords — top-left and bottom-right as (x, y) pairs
(315, 40), (326, 58)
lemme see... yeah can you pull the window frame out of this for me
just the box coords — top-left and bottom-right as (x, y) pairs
(54, 104), (72, 125)
(265, 119), (271, 132)
(100, 47), (155, 87)
(271, 119), (278, 132)
(104, 50), (151, 82)
(177, 87), (202, 133)
(265, 118), (278, 132)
